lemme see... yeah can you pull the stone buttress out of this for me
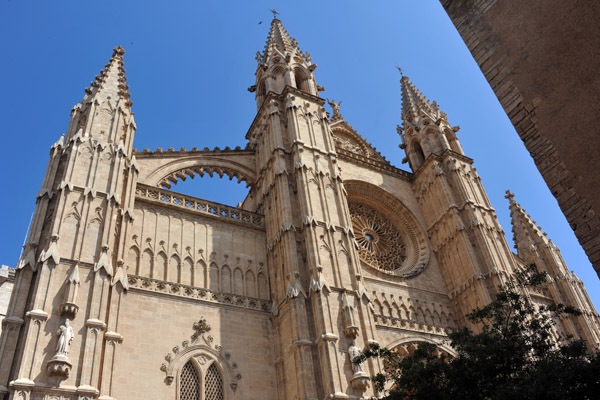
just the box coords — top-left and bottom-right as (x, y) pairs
(246, 18), (376, 399)
(0, 47), (137, 400)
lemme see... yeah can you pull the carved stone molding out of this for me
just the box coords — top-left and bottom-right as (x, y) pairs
(127, 275), (271, 313)
(161, 318), (242, 391)
(46, 355), (72, 379)
(373, 314), (450, 337)
(135, 184), (264, 229)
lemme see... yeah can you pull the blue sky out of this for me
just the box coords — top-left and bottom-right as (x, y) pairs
(1, 1), (598, 308)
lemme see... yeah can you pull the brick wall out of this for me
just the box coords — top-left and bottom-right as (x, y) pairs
(440, 0), (600, 278)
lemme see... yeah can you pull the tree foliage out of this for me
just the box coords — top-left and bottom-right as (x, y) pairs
(357, 265), (600, 400)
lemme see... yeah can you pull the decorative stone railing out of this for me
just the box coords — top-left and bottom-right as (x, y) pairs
(373, 313), (451, 336)
(127, 275), (272, 313)
(135, 183), (264, 228)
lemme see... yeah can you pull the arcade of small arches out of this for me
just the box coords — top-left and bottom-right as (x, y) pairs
(126, 247), (270, 300)
(135, 151), (257, 191)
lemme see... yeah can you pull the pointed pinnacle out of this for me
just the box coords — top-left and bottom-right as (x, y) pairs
(83, 46), (133, 108)
(400, 75), (438, 122)
(263, 17), (300, 61)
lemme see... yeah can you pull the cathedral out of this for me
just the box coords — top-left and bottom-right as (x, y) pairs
(1, 16), (599, 400)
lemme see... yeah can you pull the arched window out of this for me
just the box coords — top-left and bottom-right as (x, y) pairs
(294, 68), (310, 93)
(411, 141), (426, 168)
(180, 361), (200, 400)
(204, 364), (224, 400)
(178, 360), (224, 400)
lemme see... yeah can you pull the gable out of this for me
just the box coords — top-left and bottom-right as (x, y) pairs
(330, 121), (389, 164)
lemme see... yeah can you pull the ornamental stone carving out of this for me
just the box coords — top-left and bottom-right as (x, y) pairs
(46, 319), (74, 379)
(346, 181), (430, 277)
(349, 202), (407, 273)
(161, 317), (242, 391)
(348, 340), (369, 392)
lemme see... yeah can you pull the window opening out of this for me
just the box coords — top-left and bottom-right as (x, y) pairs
(180, 361), (200, 400)
(204, 364), (224, 400)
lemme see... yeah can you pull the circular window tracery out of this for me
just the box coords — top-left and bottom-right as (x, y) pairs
(350, 202), (407, 271)
(346, 181), (430, 277)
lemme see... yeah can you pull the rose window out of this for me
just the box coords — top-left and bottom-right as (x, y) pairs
(349, 202), (407, 273)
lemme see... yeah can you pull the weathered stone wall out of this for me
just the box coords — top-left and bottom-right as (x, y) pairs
(115, 290), (278, 399)
(440, 0), (600, 278)
(0, 266), (15, 338)
(128, 186), (268, 298)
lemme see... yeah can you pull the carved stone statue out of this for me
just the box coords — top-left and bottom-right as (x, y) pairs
(327, 99), (343, 121)
(56, 319), (74, 355)
(348, 340), (364, 373)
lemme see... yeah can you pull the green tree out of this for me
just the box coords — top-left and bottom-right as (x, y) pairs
(357, 265), (600, 400)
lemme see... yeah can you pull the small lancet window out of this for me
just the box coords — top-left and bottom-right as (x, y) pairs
(411, 141), (426, 167)
(180, 361), (200, 400)
(204, 364), (224, 400)
(294, 69), (310, 93)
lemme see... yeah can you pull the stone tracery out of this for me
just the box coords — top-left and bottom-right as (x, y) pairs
(349, 202), (407, 272)
(346, 181), (430, 277)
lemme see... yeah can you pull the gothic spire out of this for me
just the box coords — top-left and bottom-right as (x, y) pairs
(251, 15), (318, 108)
(505, 190), (557, 261)
(400, 75), (440, 123)
(262, 17), (301, 62)
(83, 46), (132, 109)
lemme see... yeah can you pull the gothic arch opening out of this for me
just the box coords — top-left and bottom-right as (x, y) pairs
(294, 68), (310, 93)
(410, 141), (426, 168)
(444, 128), (463, 154)
(176, 352), (227, 400)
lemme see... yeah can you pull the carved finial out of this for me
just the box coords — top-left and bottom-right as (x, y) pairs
(113, 46), (125, 56)
(505, 189), (515, 201)
(193, 317), (212, 335)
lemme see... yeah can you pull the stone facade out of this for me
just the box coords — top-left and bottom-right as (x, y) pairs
(0, 17), (599, 400)
(439, 0), (600, 280)
(0, 266), (15, 338)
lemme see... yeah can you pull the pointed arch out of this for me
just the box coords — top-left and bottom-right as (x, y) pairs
(373, 299), (384, 315)
(172, 345), (237, 400)
(409, 306), (417, 322)
(209, 262), (219, 291)
(440, 311), (449, 327)
(221, 265), (231, 293)
(400, 304), (409, 320)
(444, 128), (463, 154)
(382, 301), (393, 317)
(128, 246), (140, 275)
(424, 308), (434, 326)
(179, 360), (200, 400)
(156, 252), (168, 281)
(170, 254), (181, 283)
(257, 272), (269, 299)
(233, 268), (244, 295)
(410, 140), (426, 168)
(293, 67), (311, 93)
(196, 260), (207, 288)
(182, 257), (193, 286)
(204, 363), (224, 400)
(245, 270), (256, 298)
(141, 248), (154, 278)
